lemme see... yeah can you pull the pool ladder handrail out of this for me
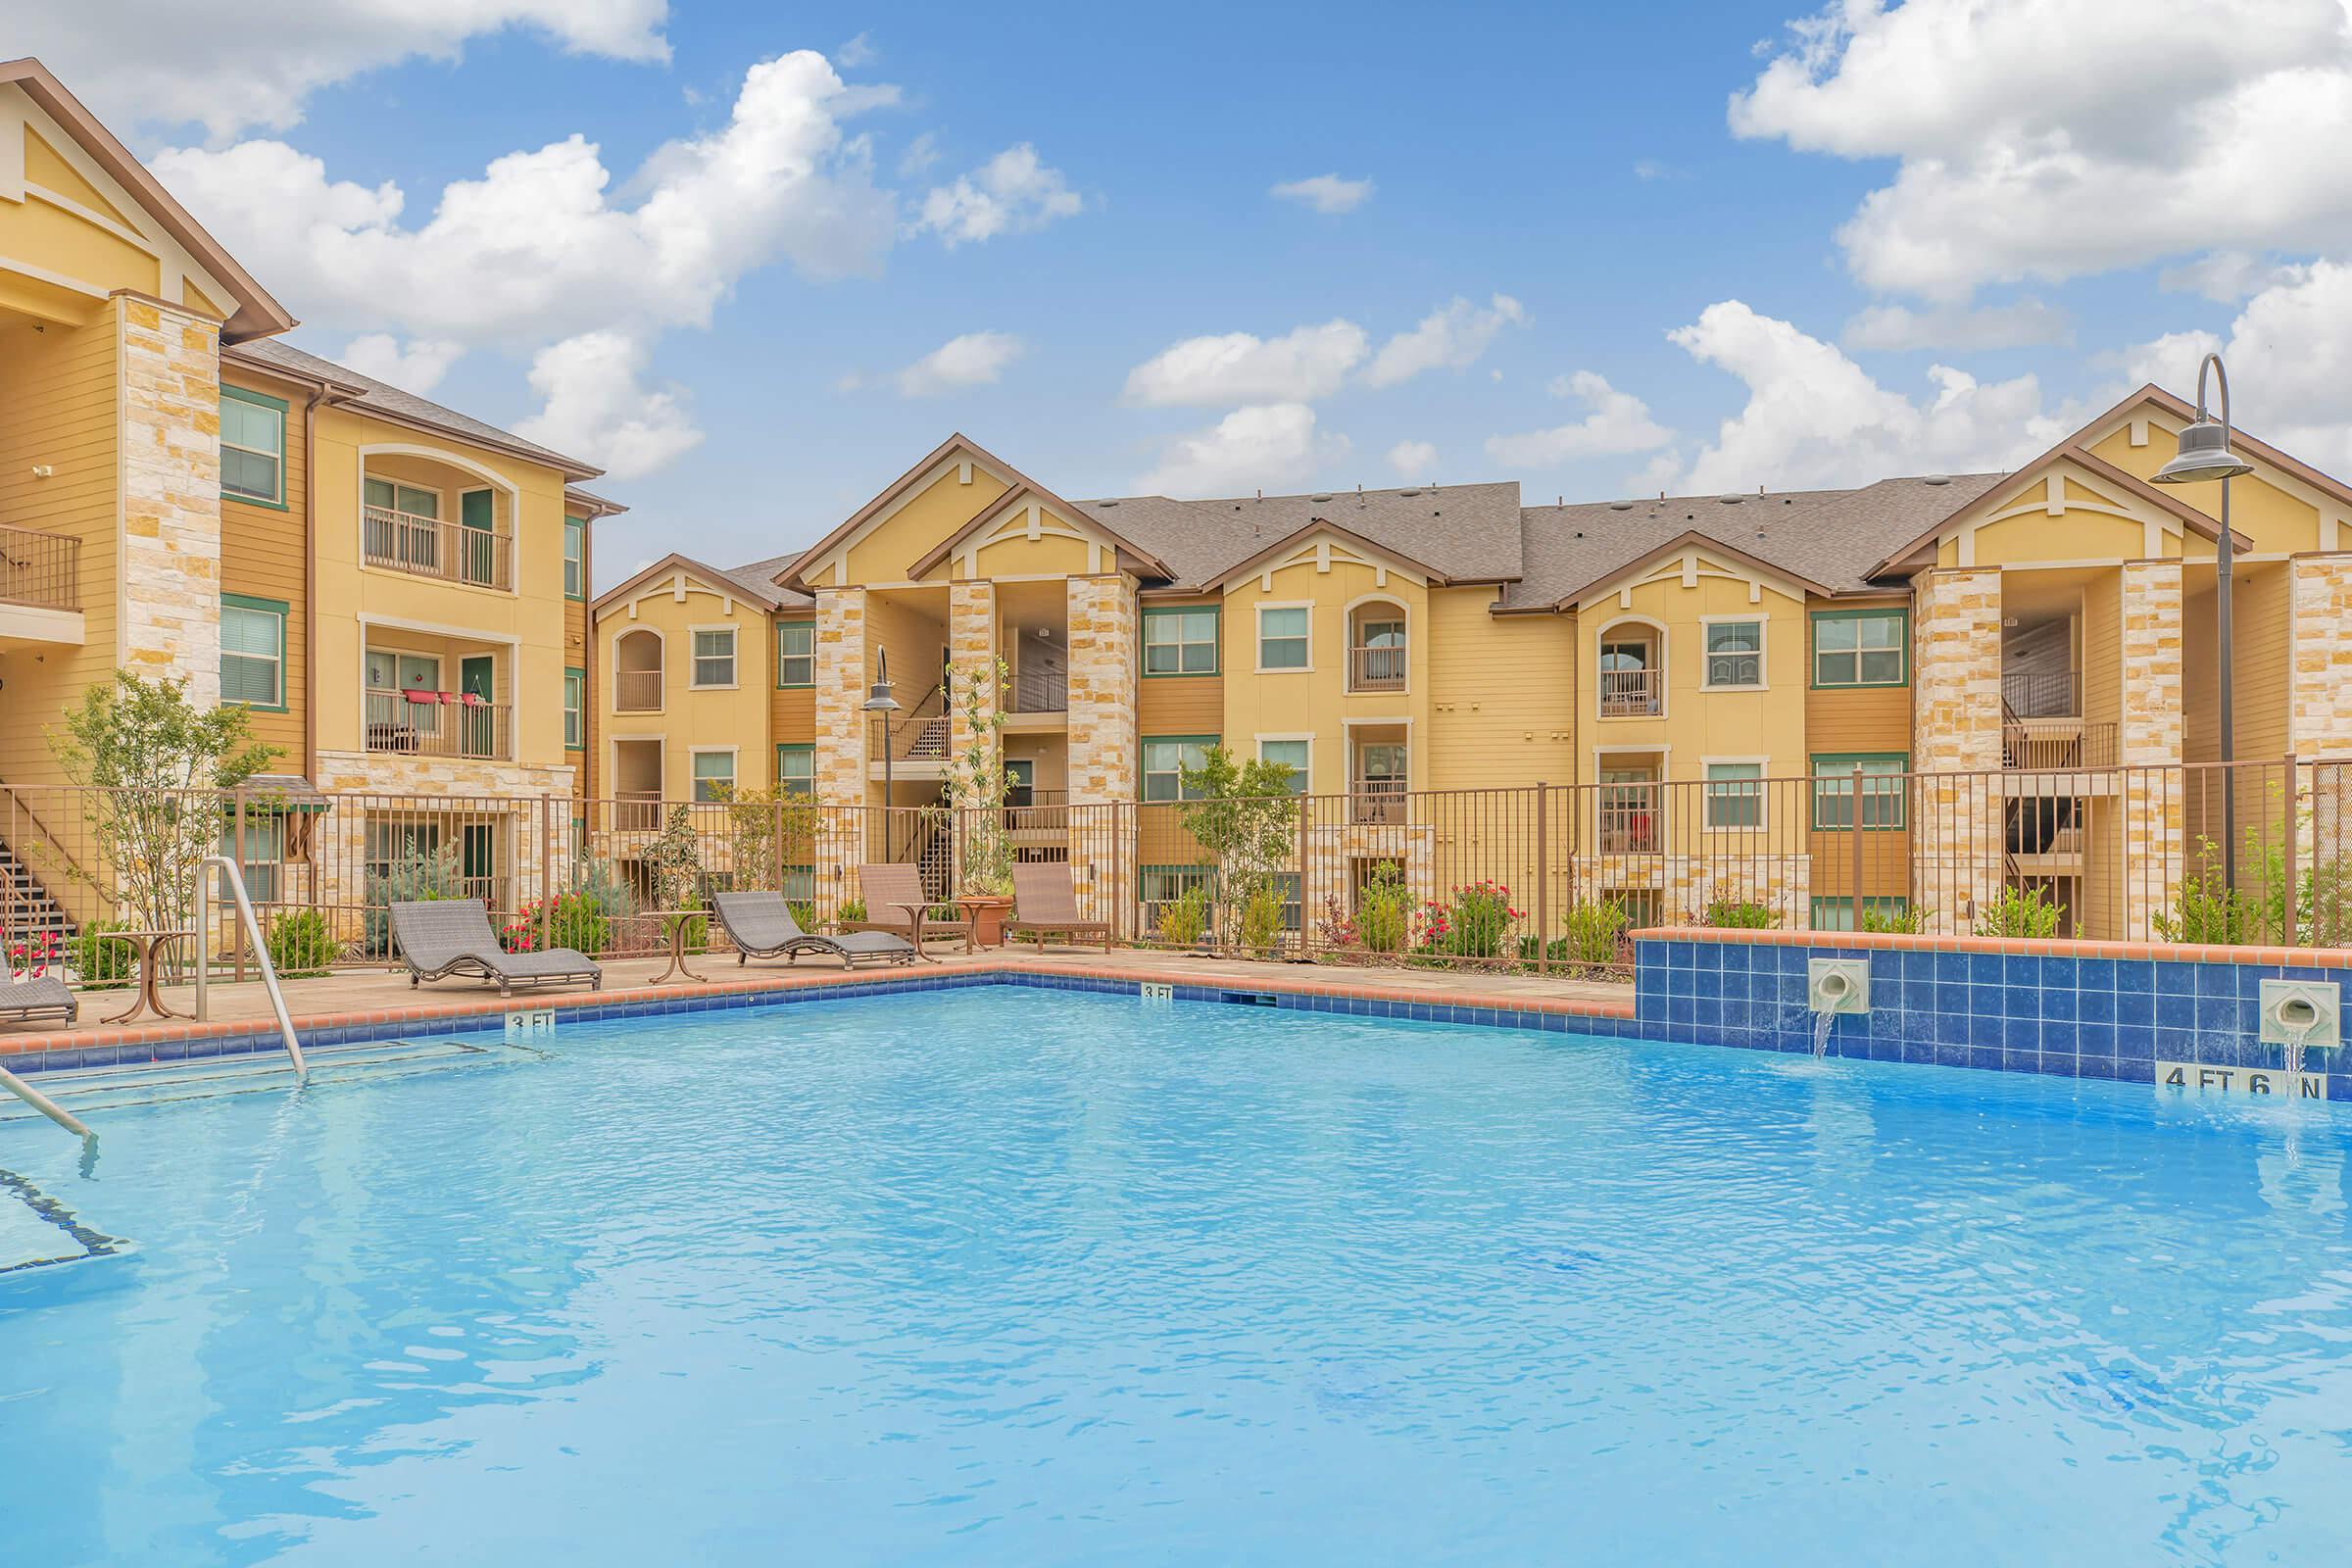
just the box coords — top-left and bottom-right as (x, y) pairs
(192, 855), (307, 1081)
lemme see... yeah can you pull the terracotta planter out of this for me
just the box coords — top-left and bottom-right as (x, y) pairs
(962, 895), (1013, 947)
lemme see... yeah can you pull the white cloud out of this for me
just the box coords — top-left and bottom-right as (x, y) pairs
(337, 333), (466, 395)
(1632, 159), (1687, 181)
(514, 331), (702, 478)
(1363, 294), (1526, 388)
(2157, 250), (2303, 304)
(1729, 0), (2352, 299)
(2121, 261), (2352, 469)
(913, 144), (1082, 246)
(837, 30), (877, 67)
(1135, 404), (1348, 497)
(1840, 298), (2072, 352)
(18, 0), (669, 140)
(1658, 300), (2068, 493)
(1122, 319), (1369, 408)
(897, 131), (940, 178)
(1386, 439), (1438, 478)
(893, 331), (1024, 397)
(1484, 372), (1674, 467)
(1270, 173), (1374, 214)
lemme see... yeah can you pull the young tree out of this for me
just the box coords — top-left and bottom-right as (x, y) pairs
(938, 657), (1015, 897)
(49, 671), (279, 936)
(1175, 744), (1299, 944)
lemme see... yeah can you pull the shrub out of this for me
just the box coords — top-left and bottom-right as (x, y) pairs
(265, 908), (340, 977)
(1156, 883), (1210, 947)
(1353, 862), (1414, 955)
(1858, 904), (1928, 935)
(1558, 897), (1631, 966)
(67, 919), (133, 988)
(1976, 884), (2064, 938)
(364, 842), (466, 956)
(1700, 899), (1776, 929)
(787, 898), (818, 930)
(1238, 877), (1287, 954)
(838, 896), (867, 923)
(504, 893), (615, 956)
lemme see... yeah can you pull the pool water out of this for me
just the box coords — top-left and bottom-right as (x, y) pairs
(5, 985), (2351, 1564)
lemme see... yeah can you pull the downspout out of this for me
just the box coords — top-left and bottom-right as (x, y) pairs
(302, 386), (320, 781)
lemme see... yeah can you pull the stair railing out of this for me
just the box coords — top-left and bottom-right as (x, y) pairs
(192, 855), (307, 1080)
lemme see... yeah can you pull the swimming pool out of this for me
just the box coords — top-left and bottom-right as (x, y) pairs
(4, 983), (2348, 1563)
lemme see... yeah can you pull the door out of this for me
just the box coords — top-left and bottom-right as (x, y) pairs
(1004, 759), (1035, 809)
(460, 656), (496, 758)
(460, 823), (496, 905)
(460, 489), (497, 587)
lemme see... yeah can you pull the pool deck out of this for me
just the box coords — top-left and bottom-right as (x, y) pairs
(0, 947), (1636, 1060)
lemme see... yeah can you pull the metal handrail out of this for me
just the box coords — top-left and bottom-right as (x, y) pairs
(192, 855), (307, 1079)
(0, 1060), (91, 1138)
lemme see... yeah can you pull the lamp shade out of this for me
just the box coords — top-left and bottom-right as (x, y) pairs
(2151, 417), (2254, 484)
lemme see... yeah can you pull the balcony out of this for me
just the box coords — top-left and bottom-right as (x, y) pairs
(2003, 720), (2119, 771)
(364, 689), (512, 760)
(1348, 776), (1407, 825)
(363, 505), (512, 591)
(1599, 667), (1662, 717)
(0, 524), (77, 611)
(1598, 788), (1660, 854)
(2001, 669), (2080, 720)
(613, 668), (664, 712)
(1348, 644), (1406, 693)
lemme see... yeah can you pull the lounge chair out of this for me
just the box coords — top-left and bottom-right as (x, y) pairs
(710, 892), (915, 969)
(1004, 861), (1112, 952)
(0, 975), (76, 1028)
(845, 863), (972, 959)
(389, 900), (602, 997)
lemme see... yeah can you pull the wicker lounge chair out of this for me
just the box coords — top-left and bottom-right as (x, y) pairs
(846, 863), (972, 959)
(0, 975), (76, 1028)
(389, 900), (602, 996)
(1004, 861), (1112, 952)
(710, 892), (915, 969)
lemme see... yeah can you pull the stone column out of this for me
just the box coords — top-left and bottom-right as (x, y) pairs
(116, 294), (222, 701)
(1911, 568), (2004, 932)
(2119, 561), (2184, 937)
(1065, 574), (1137, 928)
(812, 586), (870, 907)
(947, 579), (999, 758)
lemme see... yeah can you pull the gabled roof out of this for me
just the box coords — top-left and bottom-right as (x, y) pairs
(2090, 381), (2352, 516)
(1197, 517), (1454, 591)
(564, 486), (628, 519)
(720, 552), (812, 610)
(777, 433), (1074, 591)
(1, 57), (295, 342)
(1087, 481), (1526, 592)
(906, 482), (1173, 580)
(1553, 529), (1837, 611)
(594, 553), (781, 616)
(226, 338), (602, 480)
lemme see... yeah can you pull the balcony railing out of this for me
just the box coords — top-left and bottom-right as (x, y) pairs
(363, 690), (512, 760)
(1349, 776), (1407, 825)
(613, 668), (663, 712)
(2003, 720), (2120, 770)
(363, 505), (512, 591)
(614, 790), (662, 832)
(1348, 644), (1406, 692)
(0, 523), (78, 612)
(1598, 789), (1661, 854)
(872, 713), (951, 763)
(1599, 667), (1662, 717)
(2001, 669), (2080, 719)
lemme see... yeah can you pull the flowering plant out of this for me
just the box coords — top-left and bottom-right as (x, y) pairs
(7, 930), (61, 982)
(1418, 879), (1523, 960)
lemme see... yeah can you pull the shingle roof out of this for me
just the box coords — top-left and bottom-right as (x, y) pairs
(226, 338), (600, 478)
(1076, 481), (1526, 591)
(1500, 473), (2005, 609)
(718, 552), (810, 610)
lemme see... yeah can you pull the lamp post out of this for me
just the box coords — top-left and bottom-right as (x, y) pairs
(2150, 352), (2254, 892)
(862, 650), (901, 857)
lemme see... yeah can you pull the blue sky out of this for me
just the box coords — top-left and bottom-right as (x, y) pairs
(29, 1), (2352, 585)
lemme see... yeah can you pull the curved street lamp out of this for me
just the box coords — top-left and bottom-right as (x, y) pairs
(862, 648), (901, 812)
(2150, 352), (2254, 893)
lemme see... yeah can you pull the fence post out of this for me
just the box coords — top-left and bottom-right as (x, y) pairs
(232, 785), (248, 983)
(1534, 782), (1549, 974)
(1296, 789), (1312, 960)
(2282, 754), (2300, 947)
(1850, 766), (1866, 932)
(539, 795), (556, 955)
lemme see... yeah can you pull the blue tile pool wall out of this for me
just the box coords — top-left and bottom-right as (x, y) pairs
(1636, 938), (2352, 1098)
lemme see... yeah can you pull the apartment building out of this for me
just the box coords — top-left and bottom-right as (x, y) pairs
(0, 59), (618, 928)
(597, 402), (2352, 940)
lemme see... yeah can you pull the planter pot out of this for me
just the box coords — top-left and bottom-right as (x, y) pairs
(962, 895), (1013, 947)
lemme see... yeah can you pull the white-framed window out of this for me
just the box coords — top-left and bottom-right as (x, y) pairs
(1703, 620), (1763, 689)
(1143, 737), (1215, 803)
(1814, 610), (1906, 687)
(563, 669), (585, 750)
(564, 517), (587, 600)
(220, 816), (286, 904)
(1144, 607), (1219, 675)
(220, 388), (284, 505)
(692, 749), (737, 803)
(1256, 606), (1309, 670)
(776, 744), (814, 797)
(1256, 738), (1311, 794)
(775, 620), (814, 686)
(691, 628), (737, 688)
(220, 597), (286, 710)
(1703, 761), (1765, 829)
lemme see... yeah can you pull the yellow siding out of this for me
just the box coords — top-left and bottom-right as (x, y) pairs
(1426, 588), (1576, 790)
(2090, 421), (2326, 558)
(863, 587), (948, 701)
(2230, 563), (2290, 765)
(1804, 594), (1914, 911)
(837, 464), (1009, 587)
(1137, 594), (1224, 740)
(219, 369), (311, 764)
(0, 311), (117, 789)
(1218, 554), (1430, 792)
(597, 578), (774, 799)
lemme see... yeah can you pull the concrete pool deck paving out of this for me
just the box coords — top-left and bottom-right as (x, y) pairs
(0, 947), (1638, 1061)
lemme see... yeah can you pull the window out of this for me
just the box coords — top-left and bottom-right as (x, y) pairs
(363, 477), (444, 573)
(1004, 759), (1036, 808)
(1814, 610), (1906, 688)
(1256, 606), (1309, 670)
(1144, 607), (1219, 675)
(1142, 864), (1212, 929)
(564, 668), (585, 750)
(1257, 738), (1311, 794)
(775, 620), (814, 686)
(775, 744), (814, 798)
(366, 819), (442, 885)
(564, 516), (586, 600)
(1704, 621), (1763, 688)
(692, 750), (736, 803)
(364, 477), (440, 518)
(219, 816), (286, 905)
(220, 387), (285, 506)
(1704, 762), (1764, 828)
(1810, 896), (1909, 932)
(220, 595), (287, 710)
(781, 864), (816, 903)
(1143, 736), (1215, 802)
(1811, 754), (1909, 830)
(692, 628), (737, 688)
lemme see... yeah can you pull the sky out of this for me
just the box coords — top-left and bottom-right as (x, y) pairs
(23, 0), (2352, 588)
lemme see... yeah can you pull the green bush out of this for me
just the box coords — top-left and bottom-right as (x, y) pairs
(1858, 904), (1928, 935)
(1976, 884), (2065, 938)
(504, 893), (615, 956)
(1701, 899), (1777, 929)
(1421, 879), (1519, 959)
(1353, 862), (1414, 955)
(1550, 898), (1631, 966)
(1156, 883), (1210, 947)
(67, 919), (133, 988)
(1239, 877), (1287, 953)
(787, 898), (817, 930)
(838, 896), (866, 923)
(363, 842), (467, 956)
(265, 908), (340, 977)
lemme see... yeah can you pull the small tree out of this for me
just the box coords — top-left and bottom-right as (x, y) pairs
(49, 672), (279, 937)
(649, 804), (706, 909)
(1175, 744), (1299, 945)
(716, 781), (819, 893)
(939, 658), (1015, 897)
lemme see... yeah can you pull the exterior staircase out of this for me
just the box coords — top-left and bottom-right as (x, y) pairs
(916, 819), (955, 902)
(0, 833), (76, 961)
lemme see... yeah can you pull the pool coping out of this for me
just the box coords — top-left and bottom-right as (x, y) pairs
(0, 957), (1641, 1075)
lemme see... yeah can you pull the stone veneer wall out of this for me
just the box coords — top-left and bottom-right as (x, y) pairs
(1064, 575), (1136, 929)
(310, 753), (579, 941)
(2289, 557), (2352, 866)
(116, 295), (222, 701)
(1911, 568), (2004, 930)
(2119, 562), (2184, 937)
(947, 580), (998, 759)
(812, 586), (871, 908)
